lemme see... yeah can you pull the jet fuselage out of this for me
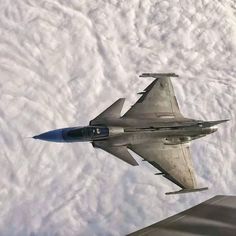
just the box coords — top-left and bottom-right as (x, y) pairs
(33, 118), (223, 145)
(32, 73), (229, 194)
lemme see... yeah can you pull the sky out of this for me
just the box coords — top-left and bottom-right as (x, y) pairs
(0, 0), (235, 235)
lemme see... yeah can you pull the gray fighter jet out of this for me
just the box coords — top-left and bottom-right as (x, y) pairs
(33, 73), (228, 194)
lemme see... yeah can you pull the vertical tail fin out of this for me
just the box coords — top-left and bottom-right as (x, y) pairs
(90, 98), (125, 125)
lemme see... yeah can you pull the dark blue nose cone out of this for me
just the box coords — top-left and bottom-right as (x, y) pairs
(33, 129), (64, 142)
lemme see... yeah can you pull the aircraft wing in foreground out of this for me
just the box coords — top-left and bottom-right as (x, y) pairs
(127, 195), (236, 236)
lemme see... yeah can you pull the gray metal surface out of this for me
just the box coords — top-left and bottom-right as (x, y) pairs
(127, 195), (236, 236)
(123, 74), (183, 119)
(34, 73), (229, 194)
(129, 142), (197, 189)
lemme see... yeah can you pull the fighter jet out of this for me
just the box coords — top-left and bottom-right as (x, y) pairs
(33, 73), (228, 194)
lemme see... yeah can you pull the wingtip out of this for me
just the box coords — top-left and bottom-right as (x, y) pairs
(165, 187), (208, 195)
(139, 73), (179, 78)
(217, 119), (230, 124)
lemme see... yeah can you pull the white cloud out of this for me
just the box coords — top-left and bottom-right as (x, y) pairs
(0, 0), (235, 235)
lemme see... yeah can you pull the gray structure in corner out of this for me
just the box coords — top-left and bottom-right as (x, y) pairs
(33, 73), (228, 194)
(127, 195), (236, 236)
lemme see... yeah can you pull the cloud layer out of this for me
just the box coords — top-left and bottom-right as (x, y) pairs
(0, 0), (235, 235)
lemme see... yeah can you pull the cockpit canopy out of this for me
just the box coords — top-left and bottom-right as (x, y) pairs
(64, 126), (109, 142)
